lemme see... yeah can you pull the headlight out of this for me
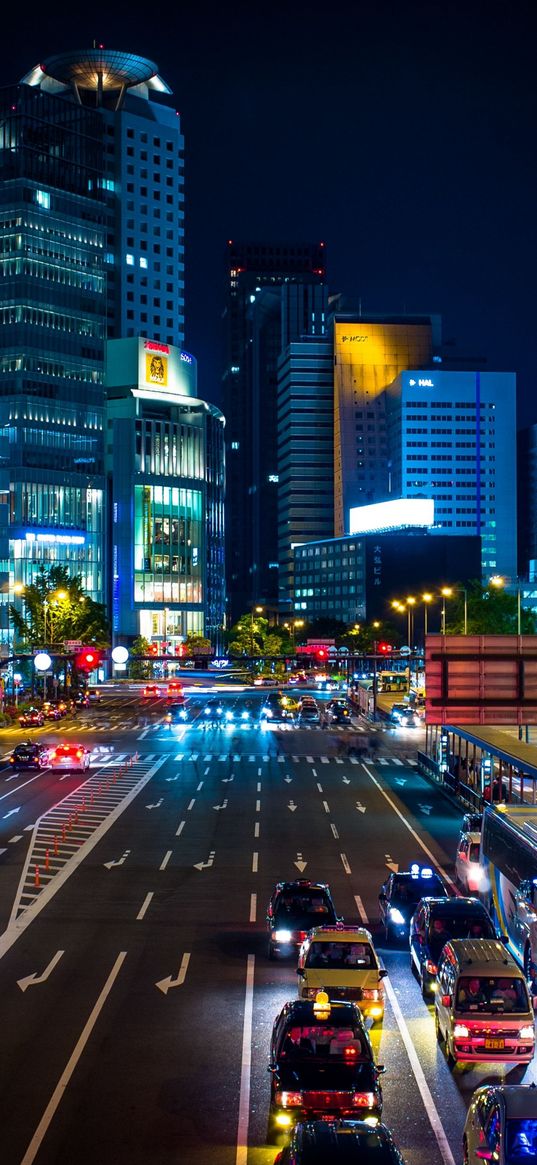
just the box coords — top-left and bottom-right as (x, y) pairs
(179, 710), (188, 720)
(453, 1024), (469, 1038)
(225, 711), (234, 721)
(274, 929), (292, 943)
(275, 1091), (303, 1108)
(519, 1025), (535, 1040)
(241, 710), (249, 719)
(265, 708), (273, 718)
(389, 907), (405, 926)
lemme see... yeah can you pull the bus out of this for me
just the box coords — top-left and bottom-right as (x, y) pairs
(480, 803), (537, 985)
(377, 671), (409, 694)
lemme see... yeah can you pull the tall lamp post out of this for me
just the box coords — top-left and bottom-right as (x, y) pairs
(441, 585), (468, 635)
(250, 605), (264, 656)
(489, 575), (522, 634)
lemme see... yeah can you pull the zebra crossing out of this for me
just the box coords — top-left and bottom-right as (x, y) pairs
(172, 751), (418, 766)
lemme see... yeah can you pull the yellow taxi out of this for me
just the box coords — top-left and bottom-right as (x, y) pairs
(297, 925), (387, 1024)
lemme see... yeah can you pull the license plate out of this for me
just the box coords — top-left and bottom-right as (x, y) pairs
(484, 1038), (505, 1050)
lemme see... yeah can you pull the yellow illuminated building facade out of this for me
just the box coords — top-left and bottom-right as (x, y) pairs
(333, 319), (434, 534)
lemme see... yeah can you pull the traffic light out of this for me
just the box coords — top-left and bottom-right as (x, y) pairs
(75, 648), (102, 672)
(148, 644), (159, 656)
(317, 648), (327, 660)
(378, 642), (393, 654)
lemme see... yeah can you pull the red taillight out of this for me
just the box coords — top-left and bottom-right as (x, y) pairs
(425, 960), (438, 974)
(352, 1092), (376, 1108)
(76, 750), (83, 758)
(275, 1091), (303, 1107)
(344, 1046), (358, 1059)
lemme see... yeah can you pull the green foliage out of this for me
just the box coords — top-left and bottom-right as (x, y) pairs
(445, 580), (537, 635)
(184, 633), (212, 655)
(130, 636), (151, 679)
(9, 565), (110, 650)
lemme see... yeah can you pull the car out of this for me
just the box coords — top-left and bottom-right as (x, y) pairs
(166, 701), (189, 725)
(463, 1084), (537, 1165)
(9, 742), (50, 770)
(42, 702), (63, 721)
(254, 676), (279, 687)
(142, 684), (162, 698)
(267, 879), (341, 959)
(262, 697), (290, 723)
(378, 864), (448, 942)
(399, 708), (421, 728)
(462, 811), (482, 834)
(199, 699), (224, 726)
(48, 743), (91, 772)
(297, 924), (387, 1024)
(86, 687), (102, 702)
(268, 995), (384, 1138)
(298, 699), (321, 724)
(387, 703), (410, 725)
(409, 896), (497, 998)
(18, 708), (45, 728)
(166, 681), (184, 700)
(274, 1119), (407, 1163)
(326, 700), (351, 725)
(455, 830), (483, 893)
(75, 693), (90, 708)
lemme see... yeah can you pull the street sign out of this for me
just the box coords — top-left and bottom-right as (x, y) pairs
(64, 640), (82, 651)
(399, 646), (411, 656)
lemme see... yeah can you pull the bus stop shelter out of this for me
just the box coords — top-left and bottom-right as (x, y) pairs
(422, 724), (537, 811)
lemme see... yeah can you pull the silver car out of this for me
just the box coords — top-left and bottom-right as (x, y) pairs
(463, 1084), (537, 1164)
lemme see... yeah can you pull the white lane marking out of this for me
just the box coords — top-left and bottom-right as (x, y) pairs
(384, 977), (456, 1165)
(0, 773), (40, 801)
(235, 954), (255, 1165)
(257, 767), (261, 776)
(255, 799), (261, 812)
(354, 895), (369, 925)
(362, 765), (456, 890)
(156, 951), (191, 995)
(204, 767), (209, 776)
(8, 835), (23, 844)
(20, 952), (127, 1165)
(312, 768), (317, 777)
(256, 782), (261, 792)
(137, 892), (154, 921)
(316, 782), (323, 793)
(340, 853), (351, 874)
(197, 781), (204, 791)
(187, 799), (195, 811)
(352, 893), (456, 1165)
(176, 820), (185, 837)
(254, 822), (260, 838)
(249, 893), (257, 923)
(322, 800), (330, 814)
(252, 852), (258, 873)
(159, 850), (172, 871)
(331, 824), (339, 839)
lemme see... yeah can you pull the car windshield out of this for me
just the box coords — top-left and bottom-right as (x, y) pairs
(505, 1119), (537, 1161)
(456, 976), (530, 1013)
(392, 875), (444, 905)
(305, 941), (375, 970)
(281, 1024), (367, 1061)
(275, 894), (334, 927)
(428, 913), (495, 950)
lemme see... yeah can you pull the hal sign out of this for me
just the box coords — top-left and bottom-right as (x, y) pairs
(64, 640), (82, 651)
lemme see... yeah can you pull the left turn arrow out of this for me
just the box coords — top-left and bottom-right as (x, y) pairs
(17, 950), (64, 992)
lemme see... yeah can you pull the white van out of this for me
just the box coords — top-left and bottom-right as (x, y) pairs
(435, 938), (535, 1067)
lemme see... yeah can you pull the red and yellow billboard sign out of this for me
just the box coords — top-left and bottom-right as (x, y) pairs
(425, 635), (537, 725)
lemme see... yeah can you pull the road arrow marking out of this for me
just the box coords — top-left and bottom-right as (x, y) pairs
(355, 802), (366, 814)
(156, 952), (191, 996)
(146, 798), (163, 809)
(222, 776), (234, 783)
(284, 776), (292, 784)
(418, 803), (432, 815)
(288, 800), (297, 812)
(294, 852), (307, 872)
(342, 776), (350, 784)
(213, 799), (228, 811)
(385, 854), (399, 873)
(104, 849), (131, 870)
(395, 778), (407, 786)
(166, 776), (178, 783)
(3, 806), (21, 819)
(17, 950), (64, 992)
(194, 850), (215, 871)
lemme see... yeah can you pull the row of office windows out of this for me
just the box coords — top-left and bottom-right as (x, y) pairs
(0, 355), (102, 383)
(0, 257), (104, 293)
(0, 305), (103, 337)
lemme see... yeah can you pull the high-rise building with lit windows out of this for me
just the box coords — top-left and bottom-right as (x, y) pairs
(0, 49), (186, 647)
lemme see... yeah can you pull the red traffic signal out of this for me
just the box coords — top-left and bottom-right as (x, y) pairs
(148, 644), (159, 656)
(75, 647), (102, 672)
(316, 648), (327, 660)
(378, 642), (393, 653)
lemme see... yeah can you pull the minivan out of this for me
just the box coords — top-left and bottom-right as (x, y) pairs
(435, 938), (536, 1067)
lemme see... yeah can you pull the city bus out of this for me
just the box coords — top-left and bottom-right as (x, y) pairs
(480, 803), (537, 985)
(377, 671), (409, 693)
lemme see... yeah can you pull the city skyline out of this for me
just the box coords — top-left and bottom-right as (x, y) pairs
(4, 0), (535, 425)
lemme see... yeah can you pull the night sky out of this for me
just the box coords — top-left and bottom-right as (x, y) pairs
(6, 0), (536, 424)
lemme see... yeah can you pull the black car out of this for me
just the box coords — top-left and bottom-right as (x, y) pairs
(274, 1119), (406, 1163)
(378, 864), (448, 942)
(18, 708), (45, 728)
(409, 896), (497, 998)
(166, 701), (189, 725)
(268, 998), (384, 1139)
(199, 700), (224, 726)
(266, 879), (341, 959)
(9, 742), (50, 770)
(326, 700), (351, 725)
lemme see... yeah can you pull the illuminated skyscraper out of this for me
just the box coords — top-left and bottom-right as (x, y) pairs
(0, 49), (185, 646)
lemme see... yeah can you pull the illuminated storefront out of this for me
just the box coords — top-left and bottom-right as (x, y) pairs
(106, 337), (225, 648)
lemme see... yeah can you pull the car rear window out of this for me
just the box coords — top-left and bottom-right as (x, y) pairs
(305, 941), (375, 969)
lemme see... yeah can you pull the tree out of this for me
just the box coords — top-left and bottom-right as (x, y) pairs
(183, 633), (212, 657)
(445, 581), (537, 635)
(10, 565), (110, 650)
(129, 636), (152, 680)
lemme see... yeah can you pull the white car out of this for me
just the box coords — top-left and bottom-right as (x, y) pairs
(463, 1084), (537, 1164)
(455, 829), (482, 893)
(49, 743), (91, 772)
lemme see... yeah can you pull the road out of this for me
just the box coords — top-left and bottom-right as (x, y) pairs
(0, 686), (529, 1164)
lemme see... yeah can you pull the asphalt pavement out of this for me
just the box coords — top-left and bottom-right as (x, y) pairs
(0, 688), (529, 1165)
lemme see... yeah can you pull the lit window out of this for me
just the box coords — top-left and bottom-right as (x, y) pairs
(35, 190), (50, 209)
(268, 474), (279, 483)
(231, 441), (239, 450)
(140, 257), (148, 269)
(126, 254), (134, 265)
